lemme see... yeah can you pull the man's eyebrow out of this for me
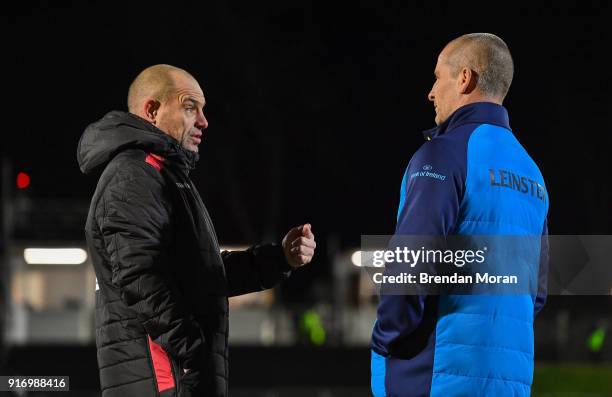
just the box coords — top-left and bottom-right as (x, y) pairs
(184, 97), (205, 108)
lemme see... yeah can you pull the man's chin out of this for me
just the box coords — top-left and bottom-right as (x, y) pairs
(182, 144), (199, 153)
(434, 113), (447, 126)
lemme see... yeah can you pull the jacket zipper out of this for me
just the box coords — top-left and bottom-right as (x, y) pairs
(190, 180), (221, 251)
(171, 358), (180, 396)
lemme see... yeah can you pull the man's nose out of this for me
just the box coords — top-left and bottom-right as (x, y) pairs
(196, 111), (209, 130)
(427, 89), (435, 102)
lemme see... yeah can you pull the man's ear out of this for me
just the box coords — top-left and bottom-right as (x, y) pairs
(458, 67), (478, 95)
(143, 99), (161, 124)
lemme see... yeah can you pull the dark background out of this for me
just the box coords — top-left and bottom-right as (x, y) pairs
(3, 0), (611, 302)
(1, 1), (611, 395)
(4, 1), (611, 234)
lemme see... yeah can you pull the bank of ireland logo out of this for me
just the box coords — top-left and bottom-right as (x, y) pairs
(410, 164), (446, 181)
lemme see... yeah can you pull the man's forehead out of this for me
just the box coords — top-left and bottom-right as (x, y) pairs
(434, 53), (446, 71)
(435, 43), (459, 71)
(179, 91), (206, 104)
(442, 40), (469, 63)
(172, 74), (205, 104)
(438, 44), (455, 62)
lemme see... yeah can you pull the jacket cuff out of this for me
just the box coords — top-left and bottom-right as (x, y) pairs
(255, 243), (293, 274)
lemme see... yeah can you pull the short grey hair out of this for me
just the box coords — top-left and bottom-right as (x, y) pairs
(447, 33), (514, 100)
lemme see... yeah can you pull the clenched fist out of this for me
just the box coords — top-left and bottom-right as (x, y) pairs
(282, 223), (316, 268)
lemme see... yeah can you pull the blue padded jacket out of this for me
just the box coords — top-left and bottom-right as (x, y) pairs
(371, 102), (549, 397)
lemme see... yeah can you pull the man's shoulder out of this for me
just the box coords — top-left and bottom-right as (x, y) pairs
(411, 129), (470, 171)
(101, 149), (166, 189)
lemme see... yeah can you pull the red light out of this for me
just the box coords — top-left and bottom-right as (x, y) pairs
(17, 172), (30, 189)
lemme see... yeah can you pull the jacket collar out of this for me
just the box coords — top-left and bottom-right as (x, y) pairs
(422, 102), (511, 140)
(125, 112), (200, 173)
(77, 111), (199, 175)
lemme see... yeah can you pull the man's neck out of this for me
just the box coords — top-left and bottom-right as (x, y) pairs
(457, 94), (503, 108)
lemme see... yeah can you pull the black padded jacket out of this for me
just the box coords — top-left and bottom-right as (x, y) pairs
(78, 111), (291, 397)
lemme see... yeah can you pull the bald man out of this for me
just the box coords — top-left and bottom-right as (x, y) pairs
(371, 34), (549, 396)
(78, 65), (316, 397)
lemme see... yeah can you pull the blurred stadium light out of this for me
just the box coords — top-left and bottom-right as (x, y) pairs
(23, 248), (87, 265)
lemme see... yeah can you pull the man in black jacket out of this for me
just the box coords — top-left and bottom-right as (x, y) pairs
(77, 64), (316, 397)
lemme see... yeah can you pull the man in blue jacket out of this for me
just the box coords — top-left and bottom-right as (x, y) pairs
(371, 33), (549, 396)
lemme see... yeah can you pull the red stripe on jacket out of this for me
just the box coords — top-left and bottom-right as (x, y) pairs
(147, 335), (175, 392)
(145, 153), (166, 171)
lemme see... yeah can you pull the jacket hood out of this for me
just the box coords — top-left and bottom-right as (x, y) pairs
(77, 111), (199, 174)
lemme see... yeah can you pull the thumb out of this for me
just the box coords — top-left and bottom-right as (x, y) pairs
(301, 223), (313, 238)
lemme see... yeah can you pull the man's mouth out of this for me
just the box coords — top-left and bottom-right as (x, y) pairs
(191, 133), (202, 144)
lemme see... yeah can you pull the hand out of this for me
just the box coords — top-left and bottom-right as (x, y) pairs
(282, 223), (316, 268)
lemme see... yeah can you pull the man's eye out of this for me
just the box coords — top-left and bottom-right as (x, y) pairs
(185, 107), (195, 112)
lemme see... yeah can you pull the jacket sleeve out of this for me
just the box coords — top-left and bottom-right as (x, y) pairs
(221, 244), (292, 297)
(534, 220), (549, 317)
(372, 139), (465, 356)
(99, 162), (204, 369)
